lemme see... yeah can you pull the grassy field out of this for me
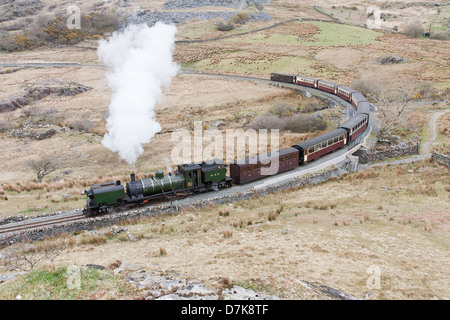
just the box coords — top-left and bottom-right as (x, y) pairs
(0, 0), (449, 300)
(224, 21), (383, 46)
(0, 266), (136, 300)
(185, 54), (320, 76)
(1, 160), (447, 300)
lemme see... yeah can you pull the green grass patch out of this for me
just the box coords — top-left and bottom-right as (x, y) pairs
(300, 21), (383, 46)
(225, 21), (382, 47)
(0, 266), (132, 300)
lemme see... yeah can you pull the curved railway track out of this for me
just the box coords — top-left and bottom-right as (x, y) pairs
(0, 70), (360, 239)
(0, 212), (87, 236)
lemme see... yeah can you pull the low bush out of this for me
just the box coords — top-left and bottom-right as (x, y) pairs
(248, 113), (327, 133)
(404, 22), (425, 38)
(248, 114), (287, 130)
(217, 21), (235, 32)
(271, 102), (295, 117)
(350, 79), (380, 100)
(68, 119), (94, 133)
(283, 115), (327, 133)
(231, 12), (250, 25)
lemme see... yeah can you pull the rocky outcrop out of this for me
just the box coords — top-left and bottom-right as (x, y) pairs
(376, 55), (408, 65)
(163, 0), (270, 10)
(116, 263), (281, 300)
(9, 127), (56, 140)
(0, 80), (92, 113)
(431, 152), (450, 167)
(129, 10), (271, 27)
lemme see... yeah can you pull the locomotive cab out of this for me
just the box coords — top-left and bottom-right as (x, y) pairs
(84, 180), (125, 215)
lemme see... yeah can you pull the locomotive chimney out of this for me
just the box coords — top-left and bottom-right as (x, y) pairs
(130, 173), (136, 182)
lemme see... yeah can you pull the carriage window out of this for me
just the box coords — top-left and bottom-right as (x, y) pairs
(322, 142), (327, 148)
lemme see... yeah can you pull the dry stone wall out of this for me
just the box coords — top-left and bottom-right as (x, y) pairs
(355, 143), (420, 164)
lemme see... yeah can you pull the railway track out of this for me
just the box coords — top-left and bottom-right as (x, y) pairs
(0, 211), (87, 236)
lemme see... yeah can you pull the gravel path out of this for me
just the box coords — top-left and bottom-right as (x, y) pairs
(364, 108), (449, 168)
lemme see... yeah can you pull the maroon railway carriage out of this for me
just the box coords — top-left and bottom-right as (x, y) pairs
(337, 85), (356, 102)
(291, 129), (348, 165)
(230, 147), (299, 184)
(317, 80), (338, 94)
(339, 114), (369, 142)
(350, 92), (368, 110)
(296, 76), (319, 88)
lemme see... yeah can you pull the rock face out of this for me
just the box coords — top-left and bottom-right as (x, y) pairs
(163, 0), (270, 10)
(115, 263), (281, 300)
(431, 152), (450, 167)
(129, 10), (271, 27)
(0, 80), (92, 113)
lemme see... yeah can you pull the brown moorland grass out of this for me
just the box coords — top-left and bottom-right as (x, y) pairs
(0, 0), (448, 299)
(36, 159), (450, 300)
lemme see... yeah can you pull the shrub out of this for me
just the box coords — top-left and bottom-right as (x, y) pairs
(231, 12), (250, 25)
(271, 102), (294, 117)
(430, 32), (450, 41)
(283, 115), (327, 133)
(248, 114), (287, 130)
(222, 230), (233, 238)
(0, 120), (11, 133)
(26, 157), (58, 183)
(219, 210), (230, 217)
(248, 113), (327, 133)
(350, 79), (380, 100)
(404, 22), (425, 38)
(299, 101), (320, 113)
(89, 12), (120, 33)
(217, 22), (235, 32)
(69, 119), (94, 133)
(268, 212), (277, 221)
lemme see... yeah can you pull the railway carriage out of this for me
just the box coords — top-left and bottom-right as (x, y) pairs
(339, 114), (369, 142)
(317, 80), (338, 94)
(230, 147), (299, 184)
(296, 76), (319, 88)
(337, 85), (356, 102)
(350, 92), (368, 110)
(270, 73), (296, 84)
(291, 129), (348, 164)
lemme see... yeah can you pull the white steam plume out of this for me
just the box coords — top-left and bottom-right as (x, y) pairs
(98, 22), (179, 165)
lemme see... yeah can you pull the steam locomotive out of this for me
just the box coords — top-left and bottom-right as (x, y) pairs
(83, 73), (370, 216)
(84, 160), (232, 216)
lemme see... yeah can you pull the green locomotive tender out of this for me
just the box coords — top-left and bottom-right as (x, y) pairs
(84, 160), (232, 215)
